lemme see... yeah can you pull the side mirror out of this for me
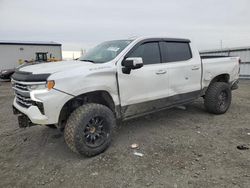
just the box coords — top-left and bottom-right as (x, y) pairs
(121, 57), (143, 74)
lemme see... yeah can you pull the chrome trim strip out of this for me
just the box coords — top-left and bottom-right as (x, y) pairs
(12, 87), (30, 93)
(11, 79), (46, 85)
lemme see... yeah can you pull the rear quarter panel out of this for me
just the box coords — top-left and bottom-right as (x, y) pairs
(202, 57), (240, 88)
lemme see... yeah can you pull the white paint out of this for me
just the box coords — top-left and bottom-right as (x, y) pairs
(201, 47), (250, 78)
(12, 37), (240, 125)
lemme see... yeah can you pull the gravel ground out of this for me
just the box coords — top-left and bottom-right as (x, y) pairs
(0, 81), (249, 188)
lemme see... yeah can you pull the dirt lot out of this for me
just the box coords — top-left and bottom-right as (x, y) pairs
(0, 81), (249, 188)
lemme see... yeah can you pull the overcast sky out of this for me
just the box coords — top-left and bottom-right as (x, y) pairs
(0, 0), (250, 51)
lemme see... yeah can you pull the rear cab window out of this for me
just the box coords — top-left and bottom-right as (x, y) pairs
(161, 42), (192, 62)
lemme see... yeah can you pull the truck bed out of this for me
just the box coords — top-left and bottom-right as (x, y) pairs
(201, 55), (240, 88)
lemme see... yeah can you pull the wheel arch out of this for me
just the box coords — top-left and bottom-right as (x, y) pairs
(201, 73), (230, 96)
(210, 73), (230, 84)
(57, 90), (118, 129)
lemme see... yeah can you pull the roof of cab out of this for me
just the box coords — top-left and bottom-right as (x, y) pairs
(130, 36), (190, 43)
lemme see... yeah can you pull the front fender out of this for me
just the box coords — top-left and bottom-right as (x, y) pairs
(50, 67), (120, 106)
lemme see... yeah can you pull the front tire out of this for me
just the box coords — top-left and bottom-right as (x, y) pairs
(204, 82), (232, 114)
(64, 103), (115, 157)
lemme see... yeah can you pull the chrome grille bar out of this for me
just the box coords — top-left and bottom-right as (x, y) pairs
(12, 79), (33, 108)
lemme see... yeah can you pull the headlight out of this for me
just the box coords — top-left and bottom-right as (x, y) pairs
(27, 80), (55, 91)
(28, 84), (47, 90)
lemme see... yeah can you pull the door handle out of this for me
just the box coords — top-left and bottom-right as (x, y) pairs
(192, 66), (200, 70)
(156, 70), (167, 75)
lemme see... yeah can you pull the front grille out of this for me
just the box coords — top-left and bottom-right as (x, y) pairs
(12, 79), (45, 115)
(12, 80), (32, 108)
(16, 93), (32, 108)
(15, 83), (29, 91)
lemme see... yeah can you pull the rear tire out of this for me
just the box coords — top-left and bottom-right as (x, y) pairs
(64, 103), (115, 157)
(204, 82), (232, 114)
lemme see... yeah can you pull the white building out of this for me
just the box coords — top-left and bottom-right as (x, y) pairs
(0, 40), (62, 70)
(200, 47), (250, 79)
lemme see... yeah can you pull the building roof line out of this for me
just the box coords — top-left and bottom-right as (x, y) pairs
(0, 40), (61, 46)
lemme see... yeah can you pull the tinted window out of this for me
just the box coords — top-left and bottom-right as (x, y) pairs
(129, 42), (161, 65)
(164, 42), (192, 62)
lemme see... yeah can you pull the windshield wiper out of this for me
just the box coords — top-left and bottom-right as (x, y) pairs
(80, 59), (95, 63)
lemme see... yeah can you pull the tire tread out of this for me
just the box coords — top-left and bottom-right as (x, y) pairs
(64, 103), (115, 156)
(204, 82), (231, 114)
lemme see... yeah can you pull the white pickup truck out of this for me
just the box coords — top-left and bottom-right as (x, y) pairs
(12, 37), (240, 156)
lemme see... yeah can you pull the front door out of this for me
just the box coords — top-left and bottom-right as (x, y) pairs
(117, 41), (170, 118)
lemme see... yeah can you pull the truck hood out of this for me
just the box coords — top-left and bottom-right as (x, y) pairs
(19, 60), (95, 74)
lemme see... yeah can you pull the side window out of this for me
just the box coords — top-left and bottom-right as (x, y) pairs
(164, 42), (192, 62)
(129, 42), (161, 65)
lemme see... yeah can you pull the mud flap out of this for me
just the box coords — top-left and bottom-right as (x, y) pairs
(231, 80), (239, 90)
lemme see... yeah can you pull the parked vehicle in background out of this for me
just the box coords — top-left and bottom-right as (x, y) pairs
(0, 63), (27, 81)
(11, 37), (240, 157)
(0, 69), (15, 80)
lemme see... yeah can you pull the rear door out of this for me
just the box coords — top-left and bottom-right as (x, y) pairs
(160, 41), (202, 101)
(117, 41), (170, 118)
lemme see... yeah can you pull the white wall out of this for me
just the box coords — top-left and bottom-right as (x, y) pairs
(62, 51), (82, 60)
(0, 44), (62, 70)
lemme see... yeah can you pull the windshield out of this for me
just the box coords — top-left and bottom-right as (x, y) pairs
(79, 40), (132, 63)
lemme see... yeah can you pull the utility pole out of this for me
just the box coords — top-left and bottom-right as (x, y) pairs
(220, 40), (223, 51)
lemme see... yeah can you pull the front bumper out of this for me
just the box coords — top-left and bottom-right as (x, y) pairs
(13, 99), (49, 124)
(13, 89), (72, 125)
